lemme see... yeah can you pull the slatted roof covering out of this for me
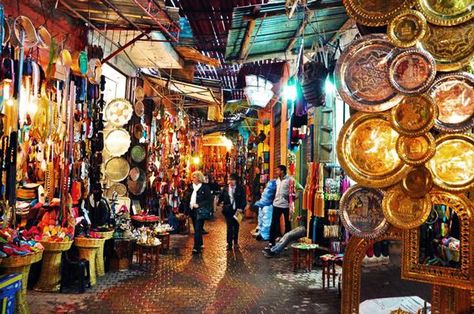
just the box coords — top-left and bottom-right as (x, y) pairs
(226, 0), (347, 62)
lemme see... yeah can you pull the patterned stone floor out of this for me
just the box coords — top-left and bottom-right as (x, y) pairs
(27, 214), (430, 313)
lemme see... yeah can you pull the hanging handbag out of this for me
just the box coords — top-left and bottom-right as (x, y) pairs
(197, 205), (213, 221)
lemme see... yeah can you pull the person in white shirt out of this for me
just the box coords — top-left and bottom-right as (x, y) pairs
(269, 165), (293, 246)
(188, 171), (212, 254)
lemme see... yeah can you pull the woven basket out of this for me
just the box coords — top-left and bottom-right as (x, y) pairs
(74, 237), (104, 248)
(0, 251), (43, 268)
(40, 240), (73, 252)
(96, 230), (114, 240)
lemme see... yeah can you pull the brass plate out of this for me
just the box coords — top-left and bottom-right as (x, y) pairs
(104, 98), (133, 127)
(401, 166), (433, 198)
(427, 134), (474, 192)
(389, 49), (436, 94)
(416, 0), (474, 26)
(396, 133), (436, 165)
(339, 185), (389, 239)
(134, 100), (144, 117)
(105, 183), (127, 199)
(127, 168), (146, 196)
(104, 157), (130, 182)
(420, 20), (474, 72)
(382, 185), (432, 229)
(131, 145), (146, 163)
(335, 34), (403, 112)
(390, 95), (438, 136)
(429, 72), (474, 133)
(104, 128), (131, 157)
(388, 9), (428, 47)
(343, 0), (415, 26)
(337, 112), (411, 188)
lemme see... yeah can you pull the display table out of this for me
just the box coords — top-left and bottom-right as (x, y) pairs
(110, 238), (136, 271)
(136, 243), (160, 266)
(360, 296), (429, 314)
(291, 243), (319, 272)
(95, 231), (114, 277)
(0, 251), (43, 314)
(34, 241), (73, 292)
(131, 215), (159, 228)
(320, 253), (344, 290)
(74, 237), (105, 286)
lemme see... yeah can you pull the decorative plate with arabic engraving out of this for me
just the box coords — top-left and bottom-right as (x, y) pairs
(382, 185), (432, 229)
(396, 133), (436, 165)
(420, 20), (474, 72)
(429, 72), (474, 133)
(340, 185), (389, 239)
(401, 166), (434, 198)
(337, 112), (411, 188)
(343, 0), (416, 26)
(390, 95), (438, 136)
(335, 34), (403, 112)
(416, 0), (474, 26)
(389, 49), (436, 94)
(388, 9), (428, 47)
(427, 134), (474, 192)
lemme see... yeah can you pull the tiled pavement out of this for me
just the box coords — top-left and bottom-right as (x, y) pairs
(27, 214), (430, 313)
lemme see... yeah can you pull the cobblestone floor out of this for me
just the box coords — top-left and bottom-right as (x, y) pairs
(27, 214), (430, 313)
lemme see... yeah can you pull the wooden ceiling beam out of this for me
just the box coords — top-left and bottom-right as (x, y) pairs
(286, 10), (314, 53)
(238, 18), (256, 62)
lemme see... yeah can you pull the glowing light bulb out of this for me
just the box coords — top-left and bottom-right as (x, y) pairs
(192, 156), (200, 165)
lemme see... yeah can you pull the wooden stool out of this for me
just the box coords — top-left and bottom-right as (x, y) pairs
(136, 244), (160, 266)
(291, 243), (319, 272)
(321, 254), (343, 289)
(158, 233), (170, 252)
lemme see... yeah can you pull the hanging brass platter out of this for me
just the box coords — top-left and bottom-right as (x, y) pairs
(388, 49), (436, 94)
(105, 183), (128, 199)
(416, 0), (474, 26)
(104, 98), (133, 127)
(104, 157), (130, 182)
(104, 128), (131, 157)
(401, 166), (433, 198)
(343, 0), (415, 26)
(429, 72), (474, 133)
(337, 112), (411, 188)
(420, 20), (474, 72)
(390, 95), (438, 136)
(388, 9), (428, 47)
(335, 34), (403, 112)
(427, 134), (474, 192)
(382, 185), (432, 229)
(339, 185), (389, 239)
(396, 133), (436, 165)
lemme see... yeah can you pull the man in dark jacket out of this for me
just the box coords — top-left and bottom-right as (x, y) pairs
(218, 173), (246, 250)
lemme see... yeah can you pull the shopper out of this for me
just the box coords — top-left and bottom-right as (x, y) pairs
(269, 165), (293, 247)
(218, 173), (246, 250)
(189, 171), (212, 254)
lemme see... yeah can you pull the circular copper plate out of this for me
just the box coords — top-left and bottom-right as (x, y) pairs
(104, 128), (131, 157)
(416, 0), (474, 26)
(104, 157), (130, 182)
(337, 112), (411, 188)
(134, 100), (145, 117)
(388, 9), (428, 47)
(429, 72), (474, 133)
(420, 20), (474, 72)
(396, 133), (436, 165)
(401, 166), (433, 198)
(427, 134), (474, 192)
(335, 34), (403, 112)
(344, 0), (415, 27)
(105, 183), (128, 199)
(339, 185), (389, 239)
(390, 94), (438, 136)
(389, 49), (436, 94)
(382, 185), (432, 229)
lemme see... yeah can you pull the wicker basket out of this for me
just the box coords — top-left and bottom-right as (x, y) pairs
(35, 241), (72, 292)
(40, 240), (73, 252)
(96, 230), (114, 240)
(0, 251), (43, 268)
(95, 232), (113, 277)
(74, 237), (104, 248)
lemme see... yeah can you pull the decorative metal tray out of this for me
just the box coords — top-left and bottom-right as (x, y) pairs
(337, 112), (411, 188)
(429, 72), (474, 133)
(339, 185), (389, 239)
(396, 133), (436, 165)
(105, 157), (130, 182)
(382, 185), (432, 229)
(416, 0), (474, 26)
(104, 128), (131, 157)
(420, 20), (474, 72)
(401, 166), (433, 198)
(428, 134), (474, 192)
(335, 34), (402, 112)
(389, 49), (436, 94)
(344, 0), (415, 26)
(131, 145), (146, 163)
(104, 98), (133, 127)
(388, 9), (428, 47)
(390, 95), (438, 136)
(127, 168), (146, 196)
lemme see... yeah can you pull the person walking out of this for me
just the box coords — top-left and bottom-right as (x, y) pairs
(218, 173), (246, 251)
(189, 171), (212, 254)
(269, 165), (293, 247)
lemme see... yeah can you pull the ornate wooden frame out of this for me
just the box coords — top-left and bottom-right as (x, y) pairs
(402, 190), (474, 290)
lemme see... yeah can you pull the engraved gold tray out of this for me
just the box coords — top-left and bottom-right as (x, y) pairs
(382, 185), (432, 229)
(420, 20), (474, 72)
(429, 72), (474, 133)
(390, 95), (438, 136)
(344, 0), (415, 26)
(105, 157), (130, 182)
(104, 128), (131, 157)
(401, 166), (433, 198)
(104, 98), (133, 127)
(427, 134), (474, 192)
(396, 133), (436, 165)
(335, 34), (403, 112)
(416, 0), (474, 26)
(340, 185), (389, 239)
(388, 9), (428, 47)
(337, 112), (411, 188)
